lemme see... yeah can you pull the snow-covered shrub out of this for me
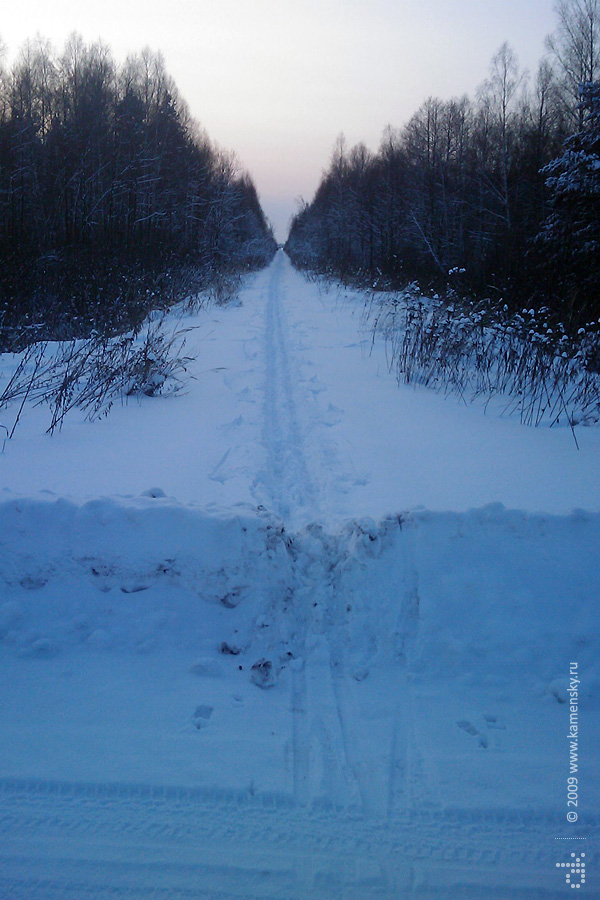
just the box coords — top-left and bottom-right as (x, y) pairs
(367, 287), (600, 436)
(0, 317), (195, 438)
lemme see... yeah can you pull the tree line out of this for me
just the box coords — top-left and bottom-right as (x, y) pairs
(0, 34), (276, 347)
(286, 0), (600, 332)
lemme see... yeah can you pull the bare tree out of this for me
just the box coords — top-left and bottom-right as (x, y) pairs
(546, 0), (600, 126)
(478, 42), (526, 229)
(0, 33), (276, 348)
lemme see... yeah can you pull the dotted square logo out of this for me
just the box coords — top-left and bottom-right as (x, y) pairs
(556, 853), (586, 889)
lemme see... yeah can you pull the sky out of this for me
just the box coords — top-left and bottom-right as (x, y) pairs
(1, 1), (560, 241)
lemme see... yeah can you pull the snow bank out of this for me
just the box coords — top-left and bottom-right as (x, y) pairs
(0, 492), (291, 655)
(2, 493), (597, 695)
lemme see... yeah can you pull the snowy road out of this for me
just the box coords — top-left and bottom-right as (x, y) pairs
(0, 252), (599, 898)
(2, 249), (600, 516)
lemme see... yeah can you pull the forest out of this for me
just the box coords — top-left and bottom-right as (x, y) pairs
(286, 0), (600, 336)
(0, 35), (276, 349)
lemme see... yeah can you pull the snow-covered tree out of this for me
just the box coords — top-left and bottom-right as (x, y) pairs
(536, 82), (600, 321)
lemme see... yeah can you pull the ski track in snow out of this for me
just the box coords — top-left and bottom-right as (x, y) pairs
(1, 252), (599, 898)
(256, 250), (319, 522)
(252, 251), (359, 527)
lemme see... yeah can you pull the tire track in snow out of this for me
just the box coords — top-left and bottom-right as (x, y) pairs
(0, 776), (586, 900)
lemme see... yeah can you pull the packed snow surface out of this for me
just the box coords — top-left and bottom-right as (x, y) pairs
(0, 251), (598, 899)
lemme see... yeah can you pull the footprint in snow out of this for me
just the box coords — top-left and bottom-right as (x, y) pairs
(21, 638), (59, 659)
(219, 641), (242, 655)
(221, 415), (244, 432)
(141, 487), (167, 499)
(321, 403), (344, 427)
(457, 720), (488, 749)
(250, 658), (276, 689)
(483, 713), (506, 729)
(190, 658), (223, 677)
(19, 573), (49, 591)
(236, 386), (254, 403)
(308, 377), (326, 394)
(192, 704), (214, 730)
(547, 677), (578, 705)
(120, 582), (150, 594)
(209, 447), (231, 473)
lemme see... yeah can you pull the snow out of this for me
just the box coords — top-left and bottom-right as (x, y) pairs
(2, 251), (599, 520)
(0, 250), (599, 898)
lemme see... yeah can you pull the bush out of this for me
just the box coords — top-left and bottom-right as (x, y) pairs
(0, 315), (195, 438)
(367, 286), (600, 439)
